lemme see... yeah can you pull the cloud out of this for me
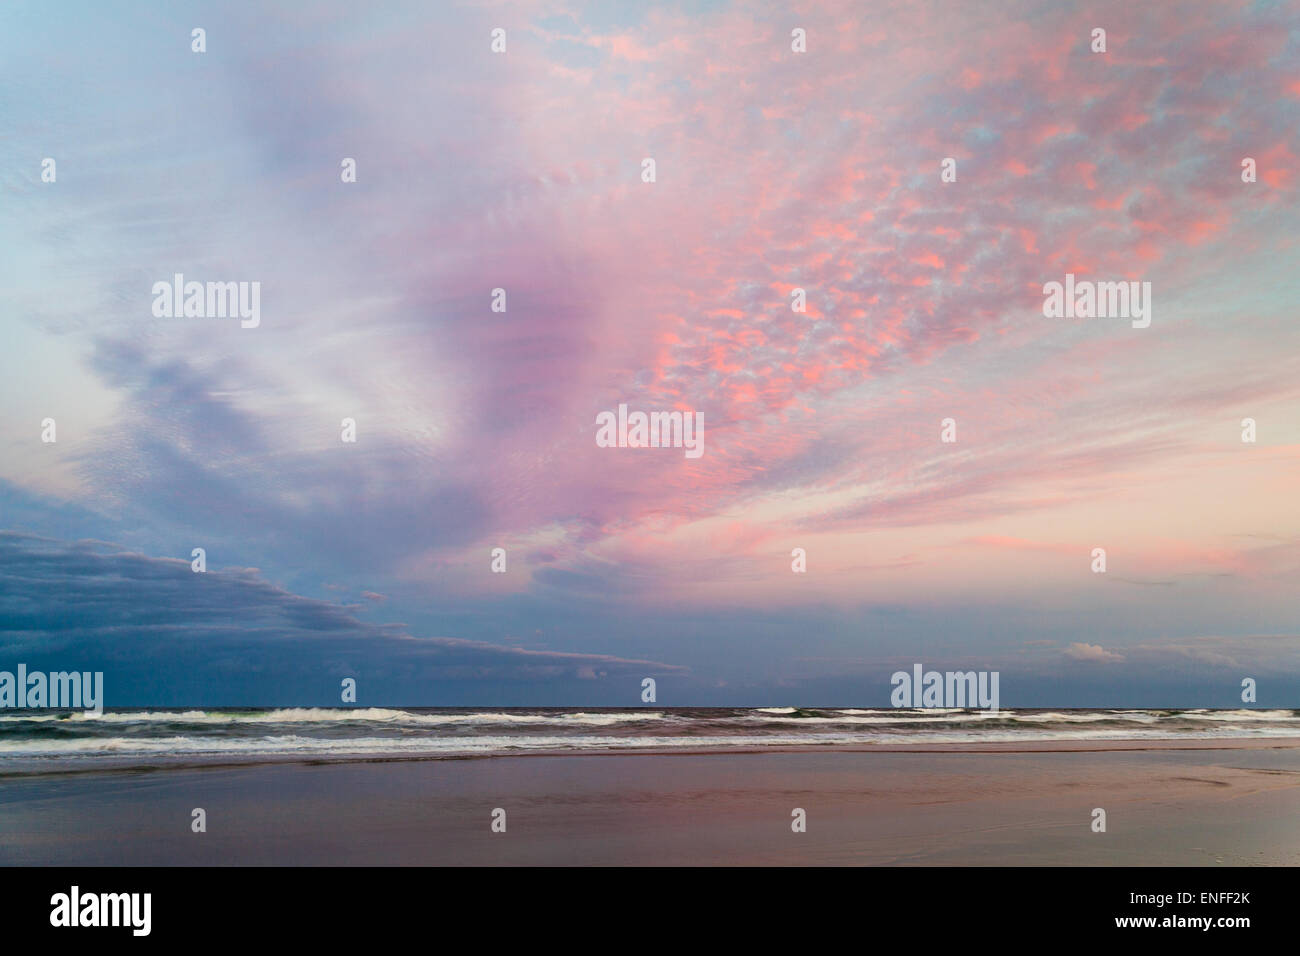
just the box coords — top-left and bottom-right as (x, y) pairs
(0, 532), (685, 703)
(1063, 642), (1126, 664)
(1, 1), (1298, 701)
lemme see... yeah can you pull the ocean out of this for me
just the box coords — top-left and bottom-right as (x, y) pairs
(3, 707), (1299, 865)
(2, 706), (1298, 774)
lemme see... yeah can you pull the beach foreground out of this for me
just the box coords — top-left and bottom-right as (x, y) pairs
(3, 742), (1298, 866)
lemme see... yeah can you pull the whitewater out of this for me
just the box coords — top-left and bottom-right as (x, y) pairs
(1, 707), (1298, 773)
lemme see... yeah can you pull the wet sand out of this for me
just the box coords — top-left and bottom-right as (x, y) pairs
(2, 742), (1298, 865)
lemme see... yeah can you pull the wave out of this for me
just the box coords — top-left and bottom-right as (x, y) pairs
(2, 708), (1297, 772)
(0, 708), (668, 726)
(4, 724), (1300, 759)
(1169, 709), (1298, 722)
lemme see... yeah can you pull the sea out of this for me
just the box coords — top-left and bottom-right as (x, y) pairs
(2, 706), (1298, 773)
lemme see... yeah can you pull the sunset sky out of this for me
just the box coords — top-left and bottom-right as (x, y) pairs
(2, 0), (1298, 706)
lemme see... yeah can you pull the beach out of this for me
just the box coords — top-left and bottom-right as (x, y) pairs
(3, 741), (1298, 866)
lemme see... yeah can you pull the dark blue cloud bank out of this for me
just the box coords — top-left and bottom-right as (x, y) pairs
(0, 528), (1293, 708)
(0, 532), (688, 706)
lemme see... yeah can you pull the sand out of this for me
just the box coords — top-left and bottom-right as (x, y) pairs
(2, 741), (1298, 865)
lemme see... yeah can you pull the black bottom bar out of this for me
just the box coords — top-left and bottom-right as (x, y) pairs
(1, 866), (1273, 943)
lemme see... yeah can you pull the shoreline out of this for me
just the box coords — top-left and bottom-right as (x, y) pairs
(3, 745), (1298, 865)
(4, 735), (1299, 780)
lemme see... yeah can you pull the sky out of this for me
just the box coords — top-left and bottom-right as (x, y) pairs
(1, 0), (1298, 707)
